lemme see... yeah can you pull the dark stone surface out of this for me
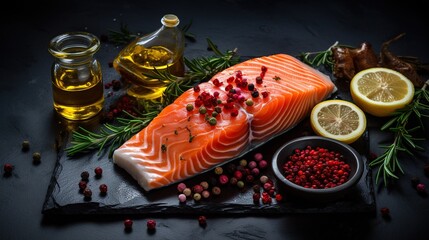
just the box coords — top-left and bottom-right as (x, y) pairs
(1, 0), (428, 239)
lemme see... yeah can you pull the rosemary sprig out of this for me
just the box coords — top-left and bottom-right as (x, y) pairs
(298, 41), (355, 72)
(65, 39), (239, 157)
(66, 111), (158, 157)
(369, 80), (429, 186)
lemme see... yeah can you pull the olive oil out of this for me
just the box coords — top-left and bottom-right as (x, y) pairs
(52, 65), (104, 120)
(113, 44), (184, 99)
(113, 14), (185, 100)
(49, 32), (104, 120)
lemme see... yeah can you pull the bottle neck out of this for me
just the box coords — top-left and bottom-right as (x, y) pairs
(49, 32), (100, 66)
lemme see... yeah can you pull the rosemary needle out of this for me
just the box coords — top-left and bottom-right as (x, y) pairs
(369, 80), (429, 186)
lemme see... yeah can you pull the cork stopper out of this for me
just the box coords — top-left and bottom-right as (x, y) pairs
(161, 14), (180, 27)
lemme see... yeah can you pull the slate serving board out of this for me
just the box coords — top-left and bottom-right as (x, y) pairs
(42, 60), (376, 216)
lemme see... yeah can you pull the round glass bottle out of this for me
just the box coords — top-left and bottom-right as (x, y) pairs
(113, 14), (185, 100)
(48, 32), (104, 120)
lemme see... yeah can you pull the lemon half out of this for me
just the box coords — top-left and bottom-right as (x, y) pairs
(350, 67), (414, 117)
(310, 100), (367, 144)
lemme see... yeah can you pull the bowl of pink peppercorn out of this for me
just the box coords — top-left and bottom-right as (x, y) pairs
(272, 135), (364, 201)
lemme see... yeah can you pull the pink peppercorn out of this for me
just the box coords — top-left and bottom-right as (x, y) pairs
(78, 180), (87, 191)
(3, 163), (13, 174)
(416, 183), (426, 193)
(380, 207), (390, 218)
(178, 193), (187, 203)
(251, 168), (260, 176)
(254, 153), (263, 162)
(219, 174), (229, 185)
(234, 170), (243, 180)
(177, 182), (187, 192)
(258, 160), (268, 169)
(146, 219), (156, 230)
(275, 193), (283, 202)
(253, 192), (261, 202)
(198, 215), (207, 226)
(193, 184), (204, 193)
(99, 184), (108, 194)
(183, 188), (192, 197)
(202, 190), (210, 199)
(247, 161), (257, 169)
(200, 181), (209, 190)
(94, 167), (103, 177)
(124, 219), (133, 229)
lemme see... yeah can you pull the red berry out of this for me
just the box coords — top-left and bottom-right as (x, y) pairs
(198, 215), (207, 226)
(99, 184), (108, 194)
(83, 188), (92, 198)
(275, 193), (283, 202)
(94, 167), (103, 177)
(124, 219), (133, 229)
(380, 207), (390, 217)
(3, 163), (13, 174)
(78, 180), (87, 190)
(146, 219), (156, 230)
(219, 174), (229, 185)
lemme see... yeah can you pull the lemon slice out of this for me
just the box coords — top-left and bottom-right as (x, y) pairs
(350, 67), (415, 117)
(310, 100), (367, 144)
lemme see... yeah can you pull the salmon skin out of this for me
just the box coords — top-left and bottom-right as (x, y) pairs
(113, 54), (336, 191)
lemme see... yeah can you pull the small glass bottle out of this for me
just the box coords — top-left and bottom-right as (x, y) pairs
(113, 14), (185, 100)
(48, 32), (104, 120)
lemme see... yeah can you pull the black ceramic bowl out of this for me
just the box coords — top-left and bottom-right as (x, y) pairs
(272, 136), (364, 201)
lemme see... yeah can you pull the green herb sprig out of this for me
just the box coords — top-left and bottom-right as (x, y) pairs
(65, 39), (239, 157)
(369, 80), (429, 186)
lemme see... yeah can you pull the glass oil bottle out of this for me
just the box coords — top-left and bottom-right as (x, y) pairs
(48, 32), (104, 120)
(113, 14), (185, 100)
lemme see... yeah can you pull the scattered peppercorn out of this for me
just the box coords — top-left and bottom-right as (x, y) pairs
(380, 207), (390, 218)
(416, 183), (426, 194)
(237, 180), (245, 188)
(81, 171), (90, 181)
(245, 99), (254, 106)
(183, 187), (192, 197)
(177, 182), (187, 192)
(186, 104), (194, 111)
(3, 163), (13, 175)
(22, 140), (30, 151)
(83, 188), (92, 199)
(178, 193), (187, 203)
(208, 117), (217, 126)
(193, 184), (204, 194)
(200, 181), (209, 190)
(99, 184), (108, 195)
(32, 152), (41, 164)
(78, 180), (87, 191)
(212, 186), (221, 195)
(146, 219), (156, 230)
(94, 167), (103, 178)
(123, 219), (133, 229)
(214, 166), (223, 175)
(202, 190), (210, 199)
(219, 174), (229, 185)
(198, 215), (207, 227)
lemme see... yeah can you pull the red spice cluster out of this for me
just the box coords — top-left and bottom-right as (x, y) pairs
(188, 66), (270, 126)
(282, 146), (351, 189)
(252, 175), (282, 204)
(104, 95), (139, 122)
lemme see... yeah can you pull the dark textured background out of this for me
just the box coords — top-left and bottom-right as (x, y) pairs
(1, 0), (428, 239)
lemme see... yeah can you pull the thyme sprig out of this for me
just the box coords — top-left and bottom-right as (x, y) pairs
(369, 80), (429, 186)
(65, 39), (239, 157)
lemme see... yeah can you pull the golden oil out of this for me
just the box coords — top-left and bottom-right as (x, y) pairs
(113, 14), (185, 100)
(49, 32), (104, 120)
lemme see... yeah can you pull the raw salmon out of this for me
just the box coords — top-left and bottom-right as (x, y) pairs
(113, 54), (336, 191)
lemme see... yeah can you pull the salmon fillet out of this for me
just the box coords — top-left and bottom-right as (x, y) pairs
(113, 54), (336, 191)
